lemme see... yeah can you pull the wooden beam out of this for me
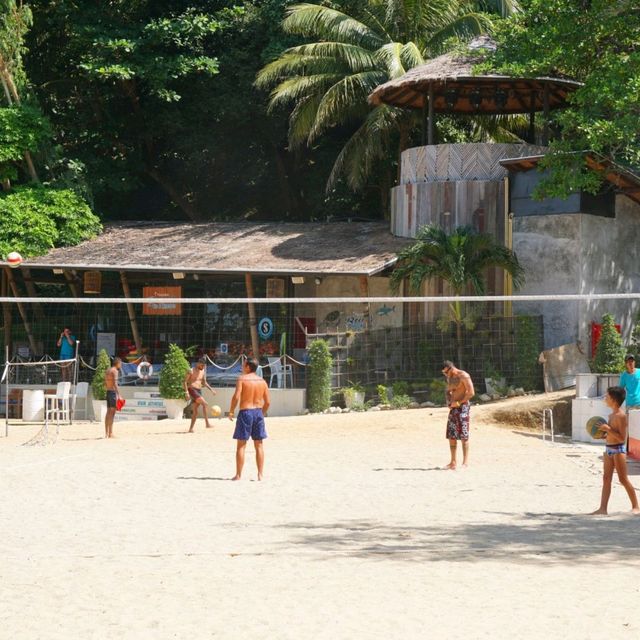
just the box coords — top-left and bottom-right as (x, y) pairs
(20, 268), (44, 321)
(1, 269), (12, 354)
(427, 83), (434, 145)
(244, 273), (260, 361)
(4, 267), (38, 355)
(119, 271), (142, 352)
(63, 269), (80, 298)
(542, 83), (550, 145)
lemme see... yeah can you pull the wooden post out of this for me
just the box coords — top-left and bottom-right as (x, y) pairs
(427, 84), (434, 145)
(529, 91), (536, 143)
(421, 101), (428, 146)
(244, 273), (260, 361)
(4, 267), (38, 355)
(542, 83), (550, 146)
(20, 268), (44, 321)
(119, 271), (142, 352)
(503, 177), (513, 317)
(359, 275), (370, 327)
(63, 270), (81, 298)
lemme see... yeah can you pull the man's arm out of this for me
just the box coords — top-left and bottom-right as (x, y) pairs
(65, 334), (74, 346)
(56, 333), (63, 347)
(262, 383), (271, 416)
(462, 376), (474, 403)
(228, 379), (242, 419)
(184, 370), (191, 395)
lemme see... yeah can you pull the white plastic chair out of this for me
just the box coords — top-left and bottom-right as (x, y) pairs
(72, 382), (90, 421)
(267, 357), (293, 388)
(44, 381), (71, 426)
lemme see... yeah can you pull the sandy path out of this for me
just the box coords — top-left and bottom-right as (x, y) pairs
(1, 405), (639, 639)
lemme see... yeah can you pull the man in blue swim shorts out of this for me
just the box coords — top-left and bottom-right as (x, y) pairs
(228, 357), (271, 481)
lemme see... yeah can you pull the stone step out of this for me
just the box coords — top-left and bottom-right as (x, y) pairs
(133, 391), (163, 399)
(114, 413), (167, 422)
(123, 399), (166, 409)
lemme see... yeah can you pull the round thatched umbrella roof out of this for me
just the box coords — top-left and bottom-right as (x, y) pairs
(368, 37), (580, 115)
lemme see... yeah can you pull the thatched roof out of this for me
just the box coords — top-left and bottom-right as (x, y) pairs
(369, 37), (580, 114)
(499, 154), (640, 205)
(24, 221), (411, 276)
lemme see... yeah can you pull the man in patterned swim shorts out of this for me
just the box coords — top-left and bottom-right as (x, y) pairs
(443, 360), (475, 470)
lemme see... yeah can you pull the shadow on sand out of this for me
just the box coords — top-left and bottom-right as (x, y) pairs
(274, 513), (640, 565)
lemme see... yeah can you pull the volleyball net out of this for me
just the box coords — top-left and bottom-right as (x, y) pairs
(0, 292), (638, 413)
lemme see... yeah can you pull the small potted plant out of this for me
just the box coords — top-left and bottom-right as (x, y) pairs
(91, 349), (111, 422)
(341, 381), (366, 409)
(159, 343), (191, 419)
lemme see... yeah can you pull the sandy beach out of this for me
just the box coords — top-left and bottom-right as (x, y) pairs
(1, 400), (639, 639)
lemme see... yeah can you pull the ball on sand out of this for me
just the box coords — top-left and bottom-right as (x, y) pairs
(586, 416), (607, 440)
(7, 251), (22, 268)
(210, 405), (222, 418)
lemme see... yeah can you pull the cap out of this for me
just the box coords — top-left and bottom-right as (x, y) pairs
(625, 354), (635, 361)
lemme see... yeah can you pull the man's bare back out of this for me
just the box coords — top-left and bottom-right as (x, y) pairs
(105, 366), (119, 391)
(234, 373), (269, 411)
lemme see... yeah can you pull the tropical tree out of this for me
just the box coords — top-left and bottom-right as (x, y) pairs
(256, 0), (520, 193)
(390, 225), (525, 364)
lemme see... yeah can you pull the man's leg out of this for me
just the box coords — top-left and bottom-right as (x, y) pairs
(255, 440), (264, 481)
(202, 399), (212, 429)
(233, 440), (247, 480)
(461, 440), (469, 467)
(188, 394), (197, 432)
(446, 439), (458, 470)
(591, 454), (614, 514)
(613, 454), (640, 513)
(105, 407), (116, 438)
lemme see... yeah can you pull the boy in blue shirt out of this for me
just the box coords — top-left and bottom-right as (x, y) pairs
(619, 354), (640, 409)
(56, 326), (76, 381)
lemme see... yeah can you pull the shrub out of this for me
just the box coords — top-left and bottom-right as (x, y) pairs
(307, 339), (332, 412)
(377, 384), (389, 404)
(391, 394), (411, 409)
(514, 315), (542, 390)
(391, 380), (409, 397)
(159, 343), (191, 399)
(91, 349), (111, 401)
(427, 378), (447, 404)
(592, 314), (625, 373)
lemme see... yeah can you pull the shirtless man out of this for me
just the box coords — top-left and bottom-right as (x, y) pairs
(228, 357), (270, 481)
(443, 360), (474, 470)
(184, 358), (216, 432)
(104, 357), (122, 439)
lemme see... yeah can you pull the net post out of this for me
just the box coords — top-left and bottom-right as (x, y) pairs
(72, 340), (80, 424)
(5, 344), (9, 438)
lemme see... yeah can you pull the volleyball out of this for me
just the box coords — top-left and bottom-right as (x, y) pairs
(210, 404), (222, 418)
(586, 416), (607, 440)
(7, 251), (22, 268)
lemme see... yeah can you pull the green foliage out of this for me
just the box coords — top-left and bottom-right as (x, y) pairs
(481, 0), (640, 197)
(257, 1), (519, 193)
(0, 186), (101, 258)
(0, 105), (51, 164)
(307, 339), (333, 412)
(377, 384), (389, 404)
(390, 393), (411, 409)
(514, 315), (541, 390)
(592, 314), (625, 374)
(159, 343), (191, 399)
(427, 378), (448, 404)
(391, 380), (409, 397)
(91, 349), (111, 401)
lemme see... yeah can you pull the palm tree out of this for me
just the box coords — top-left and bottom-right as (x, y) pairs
(390, 225), (525, 365)
(256, 1), (520, 193)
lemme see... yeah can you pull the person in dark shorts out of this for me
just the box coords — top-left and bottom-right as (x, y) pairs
(228, 357), (271, 481)
(184, 358), (216, 432)
(104, 357), (122, 439)
(443, 360), (474, 470)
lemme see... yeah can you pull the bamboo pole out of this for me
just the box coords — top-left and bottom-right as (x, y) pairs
(119, 271), (142, 352)
(4, 267), (38, 355)
(244, 273), (260, 360)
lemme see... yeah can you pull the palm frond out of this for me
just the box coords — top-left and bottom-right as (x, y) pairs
(268, 74), (344, 111)
(309, 70), (387, 141)
(400, 41), (425, 69)
(375, 42), (407, 79)
(283, 3), (385, 48)
(288, 94), (323, 148)
(286, 42), (378, 73)
(256, 53), (346, 89)
(425, 13), (492, 56)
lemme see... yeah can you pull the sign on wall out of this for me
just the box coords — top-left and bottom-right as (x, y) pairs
(96, 332), (116, 357)
(258, 317), (274, 340)
(143, 286), (182, 316)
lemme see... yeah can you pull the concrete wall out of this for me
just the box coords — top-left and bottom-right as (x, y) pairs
(513, 195), (640, 350)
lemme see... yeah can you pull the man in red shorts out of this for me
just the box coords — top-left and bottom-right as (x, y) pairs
(443, 360), (474, 470)
(184, 358), (216, 432)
